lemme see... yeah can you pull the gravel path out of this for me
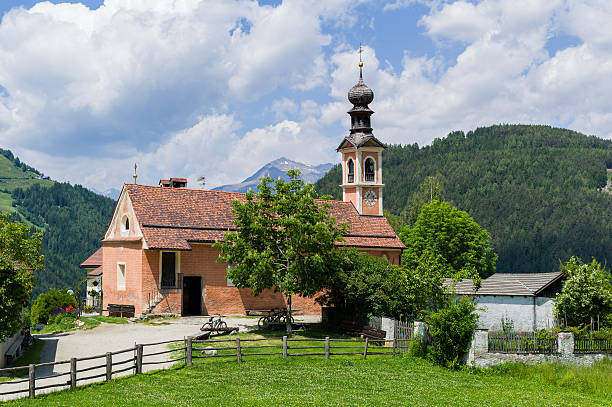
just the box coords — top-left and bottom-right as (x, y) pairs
(0, 315), (320, 401)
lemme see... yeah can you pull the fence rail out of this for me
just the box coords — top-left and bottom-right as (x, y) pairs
(0, 335), (408, 400)
(574, 336), (612, 354)
(488, 332), (558, 354)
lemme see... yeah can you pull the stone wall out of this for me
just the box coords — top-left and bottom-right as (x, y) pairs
(467, 330), (609, 367)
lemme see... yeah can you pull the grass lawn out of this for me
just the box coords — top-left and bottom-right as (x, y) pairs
(4, 329), (610, 406)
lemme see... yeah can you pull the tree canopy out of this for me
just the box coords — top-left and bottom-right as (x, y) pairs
(215, 170), (347, 332)
(0, 213), (44, 341)
(401, 200), (497, 280)
(554, 257), (612, 327)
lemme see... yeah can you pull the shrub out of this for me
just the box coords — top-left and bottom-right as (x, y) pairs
(554, 257), (612, 327)
(407, 334), (428, 358)
(427, 296), (479, 369)
(31, 289), (78, 325)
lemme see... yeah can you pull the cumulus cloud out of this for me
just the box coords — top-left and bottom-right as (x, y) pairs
(3, 0), (612, 194)
(320, 0), (612, 149)
(0, 0), (358, 190)
(0, 0), (351, 156)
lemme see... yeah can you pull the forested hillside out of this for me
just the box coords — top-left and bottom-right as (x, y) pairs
(12, 184), (115, 297)
(316, 124), (612, 274)
(0, 149), (116, 298)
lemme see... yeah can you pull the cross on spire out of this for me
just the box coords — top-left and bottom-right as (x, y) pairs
(358, 43), (364, 78)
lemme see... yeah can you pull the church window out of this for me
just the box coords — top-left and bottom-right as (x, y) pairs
(117, 263), (126, 291)
(161, 252), (176, 288)
(364, 157), (375, 182)
(120, 215), (130, 236)
(347, 159), (355, 183)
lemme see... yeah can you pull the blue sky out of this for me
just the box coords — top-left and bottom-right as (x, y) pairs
(0, 0), (609, 192)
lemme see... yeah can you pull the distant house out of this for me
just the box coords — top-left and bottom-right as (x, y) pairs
(80, 248), (103, 309)
(445, 272), (565, 331)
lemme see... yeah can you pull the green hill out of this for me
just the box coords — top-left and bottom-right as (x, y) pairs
(0, 149), (115, 297)
(316, 124), (612, 274)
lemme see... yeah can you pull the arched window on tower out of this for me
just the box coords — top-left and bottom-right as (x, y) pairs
(364, 157), (375, 182)
(347, 159), (354, 183)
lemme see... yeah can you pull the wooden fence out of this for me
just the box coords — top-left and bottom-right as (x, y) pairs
(0, 336), (410, 400)
(0, 338), (185, 400)
(394, 319), (414, 352)
(488, 332), (558, 354)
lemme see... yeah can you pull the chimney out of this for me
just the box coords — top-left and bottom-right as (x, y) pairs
(159, 179), (170, 187)
(169, 178), (187, 188)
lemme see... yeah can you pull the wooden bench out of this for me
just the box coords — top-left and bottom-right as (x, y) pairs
(107, 304), (135, 318)
(339, 320), (386, 340)
(361, 326), (386, 340)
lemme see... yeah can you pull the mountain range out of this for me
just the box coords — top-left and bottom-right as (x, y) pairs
(213, 157), (333, 193)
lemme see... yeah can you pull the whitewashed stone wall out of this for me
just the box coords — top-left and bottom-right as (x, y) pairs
(475, 295), (555, 332)
(467, 330), (609, 368)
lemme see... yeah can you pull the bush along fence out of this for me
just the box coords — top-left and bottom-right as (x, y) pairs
(0, 333), (418, 401)
(468, 330), (612, 368)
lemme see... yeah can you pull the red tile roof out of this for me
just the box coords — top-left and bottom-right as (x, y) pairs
(123, 184), (405, 251)
(79, 248), (103, 268)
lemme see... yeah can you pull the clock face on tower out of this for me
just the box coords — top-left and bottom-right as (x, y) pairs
(364, 189), (377, 206)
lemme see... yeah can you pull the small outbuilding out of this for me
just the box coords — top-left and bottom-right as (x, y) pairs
(445, 272), (564, 332)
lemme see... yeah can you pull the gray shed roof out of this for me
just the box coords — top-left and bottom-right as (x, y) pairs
(444, 271), (564, 297)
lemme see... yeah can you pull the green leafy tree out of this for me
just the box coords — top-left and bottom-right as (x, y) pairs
(401, 200), (497, 280)
(0, 213), (44, 341)
(215, 170), (347, 333)
(318, 248), (411, 320)
(406, 175), (444, 227)
(554, 257), (612, 327)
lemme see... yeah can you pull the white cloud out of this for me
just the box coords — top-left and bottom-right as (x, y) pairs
(3, 0), (612, 194)
(320, 0), (612, 148)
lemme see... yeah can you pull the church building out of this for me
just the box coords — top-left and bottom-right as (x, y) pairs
(81, 62), (404, 317)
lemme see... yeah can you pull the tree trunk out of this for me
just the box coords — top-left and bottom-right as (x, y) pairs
(286, 293), (293, 334)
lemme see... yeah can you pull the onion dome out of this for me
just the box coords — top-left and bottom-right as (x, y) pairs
(348, 62), (374, 105)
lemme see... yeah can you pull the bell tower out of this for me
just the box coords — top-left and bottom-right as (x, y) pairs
(337, 51), (385, 216)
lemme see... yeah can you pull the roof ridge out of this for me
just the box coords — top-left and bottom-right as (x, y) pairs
(514, 278), (535, 293)
(125, 183), (353, 202)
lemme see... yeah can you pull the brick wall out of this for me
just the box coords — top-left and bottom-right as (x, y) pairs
(103, 242), (397, 317)
(102, 241), (144, 315)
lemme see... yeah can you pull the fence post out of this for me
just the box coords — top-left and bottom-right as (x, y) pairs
(558, 332), (574, 356)
(236, 338), (242, 363)
(70, 358), (77, 389)
(186, 337), (193, 366)
(282, 336), (288, 359)
(28, 364), (35, 399)
(325, 337), (330, 360)
(136, 344), (143, 374)
(106, 352), (112, 382)
(392, 339), (396, 358)
(363, 337), (369, 360)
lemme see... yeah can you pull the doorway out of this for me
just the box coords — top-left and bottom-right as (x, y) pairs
(182, 276), (202, 316)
